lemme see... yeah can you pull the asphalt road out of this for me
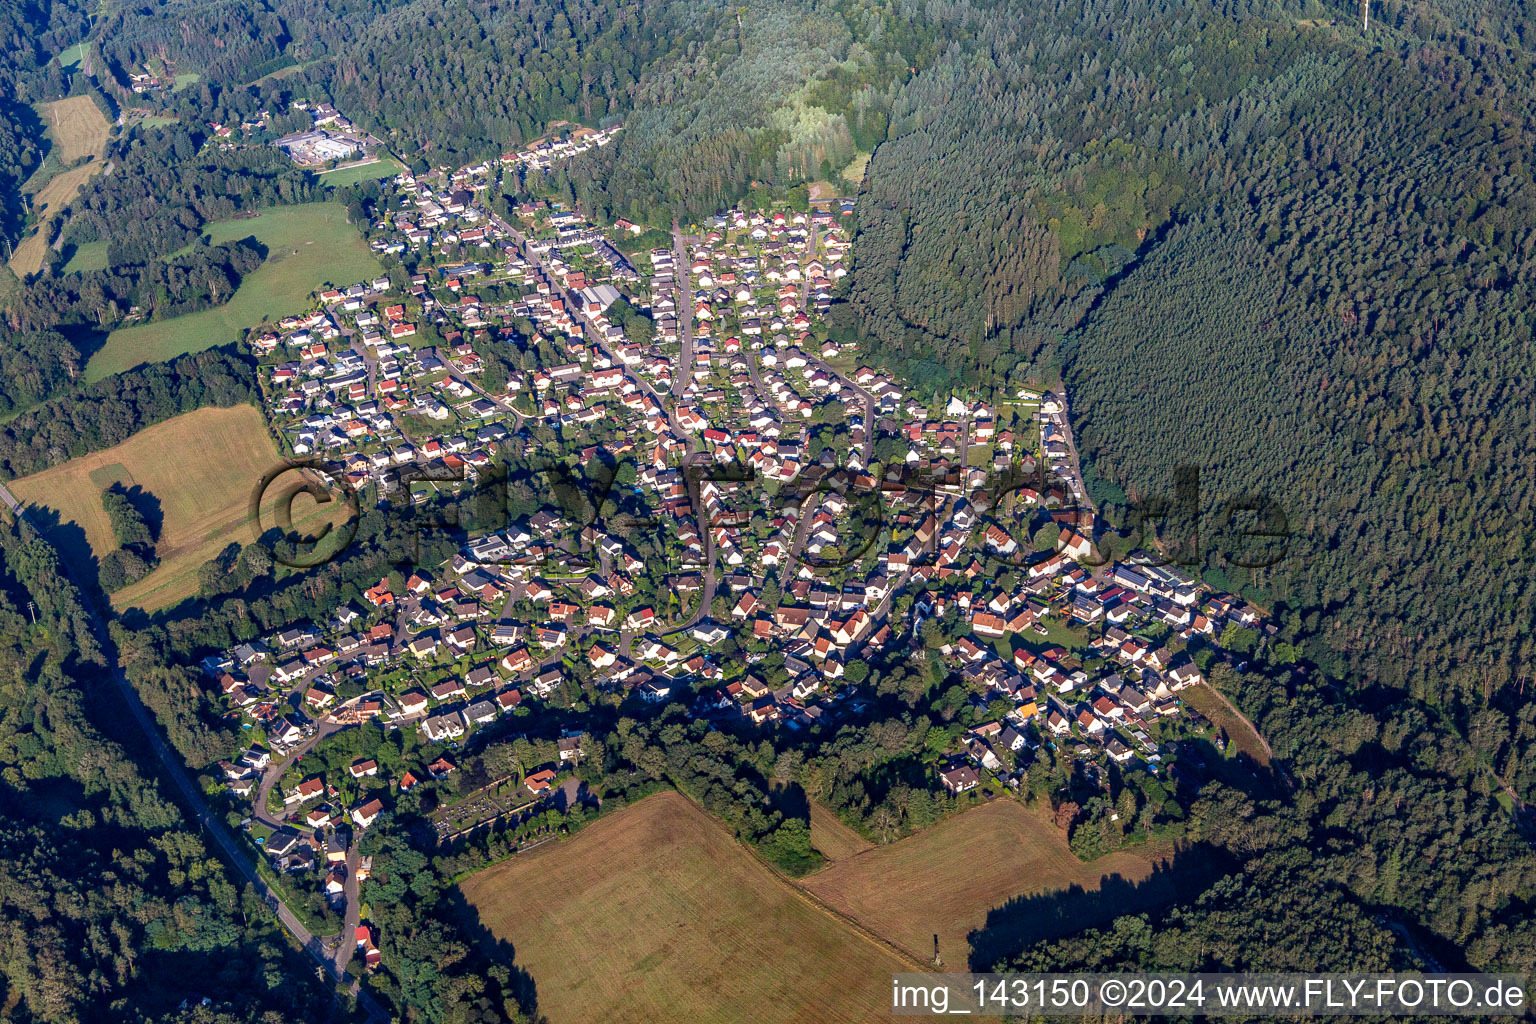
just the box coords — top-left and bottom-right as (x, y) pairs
(671, 220), (691, 398)
(0, 481), (386, 1023)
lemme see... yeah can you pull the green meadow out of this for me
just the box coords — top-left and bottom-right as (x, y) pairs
(62, 239), (110, 274)
(84, 203), (382, 381)
(56, 41), (88, 69)
(318, 155), (407, 187)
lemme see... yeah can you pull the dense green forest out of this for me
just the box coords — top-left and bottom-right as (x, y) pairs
(2, 0), (1536, 1006)
(92, 0), (413, 91)
(0, 347), (260, 479)
(0, 95), (43, 242)
(562, 0), (935, 222)
(827, 0), (1536, 751)
(0, 0), (87, 88)
(808, 0), (1536, 979)
(1061, 43), (1536, 704)
(837, 0), (1334, 388)
(8, 239), (266, 332)
(0, 519), (336, 1023)
(0, 329), (80, 420)
(314, 0), (723, 162)
(84, 0), (728, 165)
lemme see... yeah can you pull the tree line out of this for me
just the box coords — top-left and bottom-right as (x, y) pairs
(60, 122), (321, 266)
(9, 238), (265, 331)
(0, 517), (339, 1024)
(0, 346), (260, 479)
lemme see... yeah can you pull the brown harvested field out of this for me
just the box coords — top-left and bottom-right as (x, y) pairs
(1181, 682), (1272, 765)
(459, 791), (918, 1024)
(10, 405), (341, 613)
(799, 799), (1184, 969)
(8, 231), (52, 280)
(38, 97), (111, 163)
(7, 98), (112, 279)
(8, 161), (103, 278)
(809, 800), (874, 861)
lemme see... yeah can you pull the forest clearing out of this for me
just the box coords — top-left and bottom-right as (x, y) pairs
(10, 404), (340, 612)
(84, 202), (382, 381)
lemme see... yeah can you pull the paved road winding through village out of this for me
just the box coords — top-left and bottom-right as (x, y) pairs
(0, 481), (386, 1023)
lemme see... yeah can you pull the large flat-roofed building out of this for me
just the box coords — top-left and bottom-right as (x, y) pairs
(275, 130), (365, 165)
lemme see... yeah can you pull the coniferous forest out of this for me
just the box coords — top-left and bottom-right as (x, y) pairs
(841, 0), (1536, 772)
(1, 0), (1536, 1019)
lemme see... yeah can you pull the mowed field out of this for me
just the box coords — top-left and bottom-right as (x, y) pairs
(8, 97), (112, 279)
(799, 799), (1176, 968)
(39, 96), (111, 162)
(61, 238), (110, 274)
(10, 405), (343, 612)
(85, 203), (383, 381)
(460, 791), (918, 1024)
(1180, 682), (1272, 765)
(318, 155), (406, 187)
(809, 799), (874, 861)
(57, 41), (89, 70)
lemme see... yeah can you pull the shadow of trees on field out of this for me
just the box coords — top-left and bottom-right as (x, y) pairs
(768, 780), (811, 823)
(1171, 735), (1284, 801)
(967, 845), (1227, 971)
(438, 885), (541, 1018)
(111, 482), (164, 543)
(20, 504), (101, 595)
(59, 321), (112, 363)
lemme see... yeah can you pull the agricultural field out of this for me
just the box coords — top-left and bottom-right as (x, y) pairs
(10, 405), (346, 612)
(318, 155), (406, 187)
(7, 163), (101, 277)
(459, 791), (915, 1024)
(799, 799), (1183, 969)
(808, 800), (873, 861)
(61, 239), (109, 274)
(7, 97), (112, 279)
(37, 96), (110, 163)
(84, 203), (383, 381)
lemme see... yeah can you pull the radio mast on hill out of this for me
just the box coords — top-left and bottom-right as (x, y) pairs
(1363, 0), (1370, 31)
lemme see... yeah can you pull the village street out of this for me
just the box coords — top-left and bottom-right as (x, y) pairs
(482, 206), (720, 659)
(0, 479), (386, 1021)
(670, 220), (692, 398)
